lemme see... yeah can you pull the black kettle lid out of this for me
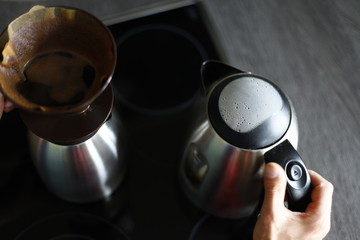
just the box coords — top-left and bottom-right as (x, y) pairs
(207, 69), (291, 149)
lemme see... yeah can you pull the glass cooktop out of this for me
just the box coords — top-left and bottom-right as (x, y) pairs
(0, 2), (256, 239)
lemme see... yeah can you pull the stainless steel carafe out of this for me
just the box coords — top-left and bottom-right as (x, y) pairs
(0, 6), (126, 202)
(27, 109), (126, 203)
(179, 60), (311, 219)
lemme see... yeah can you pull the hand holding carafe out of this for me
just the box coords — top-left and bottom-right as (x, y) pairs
(0, 92), (14, 119)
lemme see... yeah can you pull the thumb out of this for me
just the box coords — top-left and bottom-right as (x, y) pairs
(261, 162), (288, 214)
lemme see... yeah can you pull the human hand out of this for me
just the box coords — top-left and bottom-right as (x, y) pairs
(253, 162), (334, 240)
(0, 92), (15, 119)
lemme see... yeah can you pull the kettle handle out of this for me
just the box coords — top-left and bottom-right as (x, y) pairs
(200, 60), (246, 95)
(264, 139), (312, 212)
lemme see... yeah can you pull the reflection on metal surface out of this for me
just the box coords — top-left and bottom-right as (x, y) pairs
(28, 108), (126, 203)
(185, 143), (209, 186)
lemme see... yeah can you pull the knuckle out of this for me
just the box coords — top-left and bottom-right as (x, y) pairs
(307, 217), (331, 239)
(327, 181), (334, 193)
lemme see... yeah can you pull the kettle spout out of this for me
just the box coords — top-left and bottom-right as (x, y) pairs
(200, 60), (246, 95)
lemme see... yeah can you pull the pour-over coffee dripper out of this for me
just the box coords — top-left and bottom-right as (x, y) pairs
(0, 6), (126, 202)
(0, 5), (115, 114)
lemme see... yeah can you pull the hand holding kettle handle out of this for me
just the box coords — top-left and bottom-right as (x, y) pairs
(264, 139), (312, 212)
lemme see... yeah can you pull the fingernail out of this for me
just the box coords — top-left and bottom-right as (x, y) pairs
(265, 164), (278, 178)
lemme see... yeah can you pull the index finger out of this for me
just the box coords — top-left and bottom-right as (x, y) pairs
(306, 170), (334, 216)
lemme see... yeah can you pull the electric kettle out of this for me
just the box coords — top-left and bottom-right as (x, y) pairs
(179, 60), (312, 219)
(0, 6), (126, 202)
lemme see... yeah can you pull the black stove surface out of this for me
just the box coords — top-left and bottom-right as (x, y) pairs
(0, 3), (255, 240)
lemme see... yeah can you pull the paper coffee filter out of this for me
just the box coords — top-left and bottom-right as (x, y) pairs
(0, 5), (116, 113)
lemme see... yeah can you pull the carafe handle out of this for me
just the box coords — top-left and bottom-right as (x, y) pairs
(264, 139), (312, 212)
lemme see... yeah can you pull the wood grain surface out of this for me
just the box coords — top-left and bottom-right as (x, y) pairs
(0, 0), (359, 239)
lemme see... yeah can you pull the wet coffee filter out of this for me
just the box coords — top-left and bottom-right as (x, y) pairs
(0, 5), (116, 113)
(19, 51), (96, 107)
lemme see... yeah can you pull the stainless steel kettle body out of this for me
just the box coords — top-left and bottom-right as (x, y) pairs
(179, 61), (302, 219)
(28, 107), (127, 203)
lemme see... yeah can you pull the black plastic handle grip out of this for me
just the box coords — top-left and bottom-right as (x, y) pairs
(264, 139), (312, 212)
